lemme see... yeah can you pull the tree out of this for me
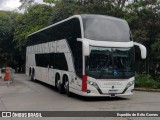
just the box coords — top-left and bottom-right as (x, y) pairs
(14, 4), (53, 69)
(19, 0), (35, 11)
(125, 0), (160, 72)
(48, 0), (127, 24)
(15, 4), (53, 47)
(0, 11), (19, 67)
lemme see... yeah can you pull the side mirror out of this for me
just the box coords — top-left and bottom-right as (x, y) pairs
(134, 42), (147, 59)
(77, 38), (90, 56)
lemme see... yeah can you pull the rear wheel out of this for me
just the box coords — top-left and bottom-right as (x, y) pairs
(64, 77), (71, 97)
(55, 74), (59, 89)
(30, 69), (36, 82)
(58, 81), (64, 94)
(29, 68), (31, 76)
(55, 74), (64, 94)
(30, 70), (34, 81)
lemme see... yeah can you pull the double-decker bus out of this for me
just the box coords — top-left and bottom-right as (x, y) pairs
(26, 14), (146, 97)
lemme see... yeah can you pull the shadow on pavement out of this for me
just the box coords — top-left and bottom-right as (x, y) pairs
(28, 79), (130, 102)
(71, 94), (130, 102)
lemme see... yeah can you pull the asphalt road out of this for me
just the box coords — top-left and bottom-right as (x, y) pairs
(0, 74), (160, 120)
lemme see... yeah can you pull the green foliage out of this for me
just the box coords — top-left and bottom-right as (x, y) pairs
(135, 74), (160, 89)
(49, 1), (125, 24)
(0, 11), (19, 67)
(12, 4), (53, 69)
(43, 0), (76, 4)
(19, 0), (35, 11)
(125, 1), (160, 44)
(14, 4), (53, 50)
(151, 37), (160, 60)
(43, 0), (54, 3)
(124, 1), (160, 72)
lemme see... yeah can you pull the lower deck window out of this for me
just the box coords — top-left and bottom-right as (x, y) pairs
(35, 53), (68, 71)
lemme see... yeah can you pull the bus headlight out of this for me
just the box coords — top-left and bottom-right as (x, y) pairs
(126, 81), (134, 88)
(87, 81), (99, 88)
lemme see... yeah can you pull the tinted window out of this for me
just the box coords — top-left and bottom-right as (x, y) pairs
(83, 17), (131, 42)
(35, 53), (68, 70)
(66, 19), (82, 77)
(86, 47), (135, 79)
(68, 39), (82, 77)
(27, 19), (73, 46)
(50, 53), (68, 71)
(35, 54), (49, 67)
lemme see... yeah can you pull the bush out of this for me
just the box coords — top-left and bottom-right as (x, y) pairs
(135, 74), (160, 89)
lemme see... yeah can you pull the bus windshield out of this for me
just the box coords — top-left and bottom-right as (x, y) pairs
(83, 17), (131, 42)
(85, 46), (135, 79)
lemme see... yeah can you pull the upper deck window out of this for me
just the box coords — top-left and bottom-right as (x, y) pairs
(83, 17), (132, 42)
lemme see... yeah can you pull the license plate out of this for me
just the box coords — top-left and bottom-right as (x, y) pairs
(108, 89), (118, 93)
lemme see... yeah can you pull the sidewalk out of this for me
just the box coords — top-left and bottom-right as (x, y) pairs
(134, 87), (160, 92)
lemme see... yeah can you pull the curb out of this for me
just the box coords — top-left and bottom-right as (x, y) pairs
(134, 88), (160, 92)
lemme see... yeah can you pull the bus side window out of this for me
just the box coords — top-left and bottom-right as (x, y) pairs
(35, 54), (49, 68)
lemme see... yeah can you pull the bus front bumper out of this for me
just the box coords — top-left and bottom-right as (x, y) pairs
(80, 84), (134, 97)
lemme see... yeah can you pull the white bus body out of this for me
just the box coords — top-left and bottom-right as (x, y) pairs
(26, 14), (146, 97)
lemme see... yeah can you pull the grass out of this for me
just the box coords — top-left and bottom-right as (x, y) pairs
(135, 74), (160, 89)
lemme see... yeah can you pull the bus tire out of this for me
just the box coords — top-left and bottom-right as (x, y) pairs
(29, 67), (31, 76)
(55, 73), (64, 94)
(55, 73), (60, 89)
(58, 82), (64, 94)
(64, 76), (71, 97)
(30, 73), (34, 81)
(31, 69), (35, 81)
(65, 80), (71, 97)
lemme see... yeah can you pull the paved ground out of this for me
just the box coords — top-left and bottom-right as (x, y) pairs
(0, 74), (160, 120)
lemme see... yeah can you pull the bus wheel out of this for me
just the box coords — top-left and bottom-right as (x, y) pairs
(64, 79), (71, 97)
(29, 68), (31, 76)
(55, 74), (60, 89)
(58, 81), (64, 94)
(30, 73), (34, 81)
(31, 69), (35, 82)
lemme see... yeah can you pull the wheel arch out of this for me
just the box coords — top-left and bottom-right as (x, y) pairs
(62, 74), (69, 85)
(55, 72), (61, 82)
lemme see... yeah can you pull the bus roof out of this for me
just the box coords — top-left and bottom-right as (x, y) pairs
(28, 14), (127, 37)
(80, 14), (126, 23)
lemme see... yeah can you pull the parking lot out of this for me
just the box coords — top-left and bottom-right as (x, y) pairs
(0, 74), (160, 120)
